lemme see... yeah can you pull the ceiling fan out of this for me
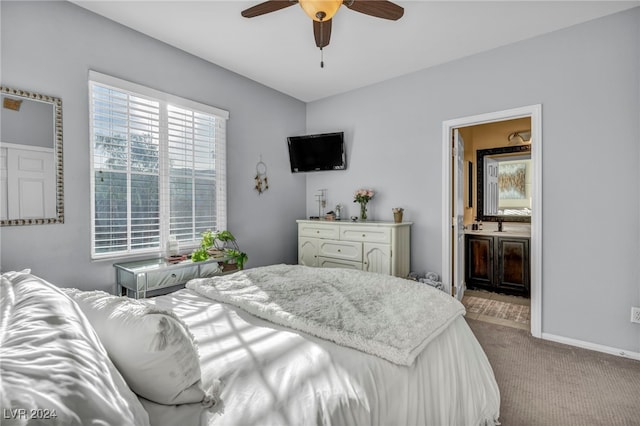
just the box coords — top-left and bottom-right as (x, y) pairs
(241, 0), (404, 66)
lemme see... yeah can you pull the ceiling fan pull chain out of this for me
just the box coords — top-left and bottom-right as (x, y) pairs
(320, 47), (324, 68)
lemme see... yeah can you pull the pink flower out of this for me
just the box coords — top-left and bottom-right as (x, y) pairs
(353, 188), (375, 203)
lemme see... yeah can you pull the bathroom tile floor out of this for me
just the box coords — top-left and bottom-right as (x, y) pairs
(462, 289), (530, 330)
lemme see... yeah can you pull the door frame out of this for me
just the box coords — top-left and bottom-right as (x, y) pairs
(452, 129), (466, 301)
(441, 104), (542, 338)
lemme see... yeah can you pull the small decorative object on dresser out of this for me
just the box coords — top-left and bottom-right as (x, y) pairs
(353, 188), (374, 220)
(392, 207), (404, 223)
(324, 211), (336, 221)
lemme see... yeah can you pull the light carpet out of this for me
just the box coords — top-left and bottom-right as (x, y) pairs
(468, 319), (640, 425)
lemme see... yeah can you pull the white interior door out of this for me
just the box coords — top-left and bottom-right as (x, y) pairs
(6, 146), (55, 220)
(484, 157), (499, 215)
(453, 129), (465, 301)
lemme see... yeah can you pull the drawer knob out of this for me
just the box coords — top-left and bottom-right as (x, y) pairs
(337, 249), (341, 252)
(362, 234), (366, 237)
(171, 273), (177, 278)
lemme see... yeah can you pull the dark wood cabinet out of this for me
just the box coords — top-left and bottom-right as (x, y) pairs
(466, 235), (494, 288)
(465, 234), (530, 296)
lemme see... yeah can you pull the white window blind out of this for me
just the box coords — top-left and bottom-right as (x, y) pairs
(89, 71), (228, 259)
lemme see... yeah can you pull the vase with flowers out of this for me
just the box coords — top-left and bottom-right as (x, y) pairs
(354, 188), (375, 221)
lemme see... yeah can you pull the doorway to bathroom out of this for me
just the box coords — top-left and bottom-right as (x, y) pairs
(441, 105), (542, 337)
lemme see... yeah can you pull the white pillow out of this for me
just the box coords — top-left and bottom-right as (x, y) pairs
(63, 289), (207, 406)
(0, 272), (150, 426)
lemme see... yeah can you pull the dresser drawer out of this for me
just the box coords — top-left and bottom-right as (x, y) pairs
(318, 257), (363, 271)
(318, 240), (362, 261)
(137, 265), (198, 291)
(339, 225), (391, 244)
(299, 222), (340, 239)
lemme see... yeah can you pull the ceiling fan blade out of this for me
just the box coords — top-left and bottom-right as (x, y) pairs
(313, 19), (332, 48)
(345, 0), (404, 20)
(241, 0), (297, 18)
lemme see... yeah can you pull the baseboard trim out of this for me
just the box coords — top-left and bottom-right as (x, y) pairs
(541, 332), (640, 361)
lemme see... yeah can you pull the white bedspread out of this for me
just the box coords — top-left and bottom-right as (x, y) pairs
(147, 282), (500, 425)
(186, 264), (465, 366)
(1, 272), (150, 426)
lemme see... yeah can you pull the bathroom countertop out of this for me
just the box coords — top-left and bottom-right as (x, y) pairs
(464, 229), (531, 237)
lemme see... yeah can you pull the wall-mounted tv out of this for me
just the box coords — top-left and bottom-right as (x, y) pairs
(287, 131), (346, 173)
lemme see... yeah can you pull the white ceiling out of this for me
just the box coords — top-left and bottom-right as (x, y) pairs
(72, 1), (640, 102)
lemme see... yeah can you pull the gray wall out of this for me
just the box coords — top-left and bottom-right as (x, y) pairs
(306, 7), (640, 353)
(0, 1), (306, 290)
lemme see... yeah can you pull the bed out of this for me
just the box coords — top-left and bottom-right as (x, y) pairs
(1, 264), (500, 426)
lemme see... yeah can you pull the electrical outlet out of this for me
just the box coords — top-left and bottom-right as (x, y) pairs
(631, 307), (640, 324)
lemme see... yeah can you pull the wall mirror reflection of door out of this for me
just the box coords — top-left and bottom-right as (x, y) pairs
(0, 87), (63, 225)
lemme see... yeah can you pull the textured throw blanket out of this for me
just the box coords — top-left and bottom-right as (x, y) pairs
(186, 264), (465, 366)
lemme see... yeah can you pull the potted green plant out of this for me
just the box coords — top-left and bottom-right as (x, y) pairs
(212, 230), (235, 248)
(225, 249), (248, 270)
(191, 230), (215, 261)
(191, 229), (248, 270)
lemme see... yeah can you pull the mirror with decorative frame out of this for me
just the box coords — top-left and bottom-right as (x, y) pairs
(476, 144), (531, 223)
(1, 86), (63, 225)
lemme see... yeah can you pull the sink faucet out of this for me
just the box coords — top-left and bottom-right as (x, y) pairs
(497, 218), (503, 232)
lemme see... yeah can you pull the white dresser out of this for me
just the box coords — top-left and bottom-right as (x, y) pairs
(297, 220), (411, 277)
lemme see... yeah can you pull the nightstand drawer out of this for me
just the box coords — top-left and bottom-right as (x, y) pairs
(139, 265), (198, 291)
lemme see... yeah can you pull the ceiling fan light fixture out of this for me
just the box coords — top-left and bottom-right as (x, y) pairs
(299, 0), (342, 21)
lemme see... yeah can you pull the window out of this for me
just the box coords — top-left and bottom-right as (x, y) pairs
(89, 71), (228, 259)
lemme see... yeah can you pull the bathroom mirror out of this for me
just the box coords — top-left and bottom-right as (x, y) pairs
(476, 144), (531, 223)
(1, 86), (63, 225)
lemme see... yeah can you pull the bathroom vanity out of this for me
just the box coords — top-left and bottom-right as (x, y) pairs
(465, 230), (530, 297)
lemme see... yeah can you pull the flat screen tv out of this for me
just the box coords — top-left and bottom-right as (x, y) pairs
(287, 132), (346, 173)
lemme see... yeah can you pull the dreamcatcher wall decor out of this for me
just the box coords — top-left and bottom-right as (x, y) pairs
(254, 157), (269, 195)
